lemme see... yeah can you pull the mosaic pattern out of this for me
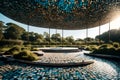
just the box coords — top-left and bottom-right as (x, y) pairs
(0, 0), (120, 29)
(0, 52), (120, 80)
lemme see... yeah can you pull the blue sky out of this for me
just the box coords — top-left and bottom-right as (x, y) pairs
(0, 13), (120, 39)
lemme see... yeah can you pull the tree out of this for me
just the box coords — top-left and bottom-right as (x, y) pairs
(29, 32), (36, 41)
(75, 38), (84, 44)
(65, 36), (74, 43)
(96, 29), (120, 42)
(21, 32), (29, 41)
(34, 33), (44, 43)
(51, 33), (61, 43)
(21, 32), (45, 42)
(43, 32), (50, 42)
(4, 23), (25, 39)
(75, 38), (83, 42)
(84, 37), (94, 42)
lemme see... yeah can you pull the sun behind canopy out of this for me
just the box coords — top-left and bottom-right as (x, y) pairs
(0, 0), (120, 30)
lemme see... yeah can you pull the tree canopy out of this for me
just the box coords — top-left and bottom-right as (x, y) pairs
(51, 33), (61, 42)
(1, 20), (120, 46)
(4, 23), (25, 39)
(96, 29), (120, 42)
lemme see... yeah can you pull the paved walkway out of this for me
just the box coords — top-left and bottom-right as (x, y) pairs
(36, 52), (88, 63)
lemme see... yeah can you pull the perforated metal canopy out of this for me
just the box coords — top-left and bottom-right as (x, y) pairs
(0, 0), (120, 30)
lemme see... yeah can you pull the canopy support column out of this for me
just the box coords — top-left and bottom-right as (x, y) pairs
(27, 16), (30, 42)
(27, 24), (29, 42)
(86, 26), (88, 45)
(49, 26), (51, 47)
(61, 27), (64, 47)
(56, 29), (57, 47)
(108, 19), (111, 43)
(99, 21), (101, 45)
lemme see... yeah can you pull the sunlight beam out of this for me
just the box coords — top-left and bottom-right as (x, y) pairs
(111, 16), (120, 29)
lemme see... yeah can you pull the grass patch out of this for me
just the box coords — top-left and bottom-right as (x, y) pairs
(13, 50), (39, 61)
(3, 46), (40, 61)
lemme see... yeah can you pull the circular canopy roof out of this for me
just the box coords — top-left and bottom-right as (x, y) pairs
(0, 0), (120, 30)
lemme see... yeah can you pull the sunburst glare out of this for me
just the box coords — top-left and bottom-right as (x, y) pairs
(111, 16), (120, 29)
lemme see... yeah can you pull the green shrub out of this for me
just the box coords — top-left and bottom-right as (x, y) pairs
(113, 42), (119, 48)
(99, 44), (113, 49)
(116, 48), (120, 56)
(85, 46), (92, 51)
(0, 47), (10, 52)
(107, 47), (116, 55)
(92, 47), (108, 54)
(84, 45), (98, 51)
(13, 50), (39, 61)
(99, 44), (108, 49)
(4, 46), (21, 55)
(90, 45), (98, 50)
(31, 48), (39, 51)
(24, 44), (31, 50)
(21, 47), (31, 50)
(92, 47), (117, 55)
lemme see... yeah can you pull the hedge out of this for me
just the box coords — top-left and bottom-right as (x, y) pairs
(0, 40), (23, 47)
